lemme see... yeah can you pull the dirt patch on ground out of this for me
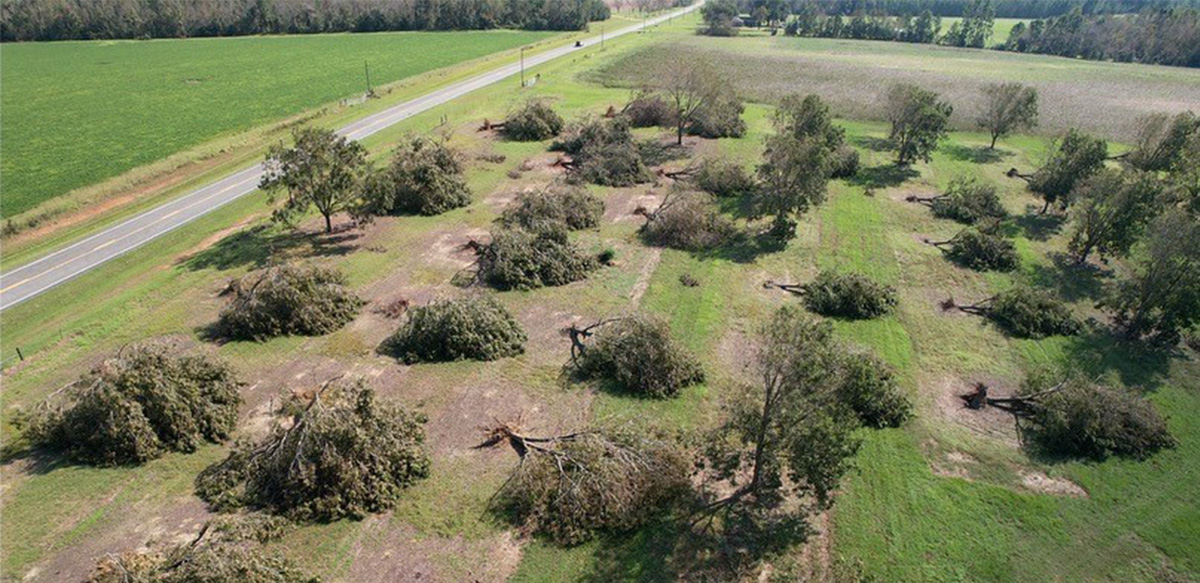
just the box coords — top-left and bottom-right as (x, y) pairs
(425, 227), (489, 271)
(604, 187), (662, 223)
(341, 518), (522, 583)
(929, 450), (979, 480)
(1020, 471), (1088, 498)
(931, 376), (1021, 447)
(24, 497), (211, 583)
(176, 215), (263, 261)
(716, 326), (757, 384)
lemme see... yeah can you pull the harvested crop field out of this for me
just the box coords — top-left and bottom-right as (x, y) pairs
(591, 34), (1200, 141)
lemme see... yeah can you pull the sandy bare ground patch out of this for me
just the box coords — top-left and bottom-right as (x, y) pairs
(930, 450), (979, 480)
(24, 497), (211, 583)
(931, 376), (1021, 448)
(604, 187), (663, 223)
(1020, 471), (1088, 498)
(341, 517), (522, 583)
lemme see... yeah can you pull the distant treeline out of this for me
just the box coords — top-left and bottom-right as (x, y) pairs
(775, 0), (1200, 67)
(1002, 8), (1200, 67)
(778, 0), (1199, 19)
(0, 0), (612, 42)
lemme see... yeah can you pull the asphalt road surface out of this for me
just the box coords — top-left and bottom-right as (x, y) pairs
(0, 2), (700, 311)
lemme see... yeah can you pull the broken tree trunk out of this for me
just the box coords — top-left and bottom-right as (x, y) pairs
(960, 380), (1068, 415)
(762, 280), (807, 296)
(906, 193), (947, 206)
(1005, 168), (1033, 182)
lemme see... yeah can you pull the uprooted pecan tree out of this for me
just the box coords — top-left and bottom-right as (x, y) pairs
(25, 343), (242, 466)
(479, 421), (690, 546)
(380, 296), (526, 364)
(196, 378), (429, 522)
(927, 228), (1019, 272)
(944, 286), (1080, 339)
(766, 270), (898, 320)
(86, 515), (317, 583)
(215, 263), (363, 341)
(567, 314), (705, 399)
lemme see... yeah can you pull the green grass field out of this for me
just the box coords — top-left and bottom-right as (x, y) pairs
(2, 13), (1197, 583)
(0, 29), (554, 217)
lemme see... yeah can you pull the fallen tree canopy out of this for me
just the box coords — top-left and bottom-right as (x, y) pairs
(215, 264), (363, 341)
(195, 379), (429, 522)
(687, 89), (747, 139)
(476, 226), (599, 291)
(767, 270), (898, 320)
(928, 228), (1020, 272)
(366, 135), (471, 216)
(909, 177), (1007, 224)
(381, 296), (527, 364)
(571, 314), (706, 399)
(480, 423), (689, 546)
(25, 343), (242, 466)
(966, 371), (1176, 460)
(501, 100), (566, 141)
(835, 350), (912, 429)
(638, 188), (738, 252)
(947, 286), (1081, 339)
(552, 117), (654, 187)
(500, 184), (604, 235)
(689, 157), (757, 198)
(86, 517), (318, 583)
(622, 90), (676, 128)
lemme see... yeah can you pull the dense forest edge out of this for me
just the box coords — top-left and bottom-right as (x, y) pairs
(0, 0), (687, 41)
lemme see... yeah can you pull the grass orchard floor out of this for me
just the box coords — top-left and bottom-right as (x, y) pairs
(2, 16), (1198, 583)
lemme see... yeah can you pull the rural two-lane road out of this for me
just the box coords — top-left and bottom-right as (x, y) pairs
(0, 2), (701, 311)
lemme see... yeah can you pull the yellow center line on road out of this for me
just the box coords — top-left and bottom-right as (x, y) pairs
(1, 173), (261, 294)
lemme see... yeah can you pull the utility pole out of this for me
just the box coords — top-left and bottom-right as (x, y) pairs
(601, 24), (605, 50)
(520, 46), (526, 88)
(364, 61), (372, 96)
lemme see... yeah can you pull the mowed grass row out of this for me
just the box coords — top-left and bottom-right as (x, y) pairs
(590, 33), (1200, 142)
(0, 29), (554, 216)
(3, 17), (1198, 582)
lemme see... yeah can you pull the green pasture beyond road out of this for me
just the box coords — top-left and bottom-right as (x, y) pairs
(0, 29), (554, 217)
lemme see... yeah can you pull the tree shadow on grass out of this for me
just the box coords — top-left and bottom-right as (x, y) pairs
(581, 518), (686, 583)
(943, 144), (1011, 164)
(846, 164), (920, 189)
(1028, 252), (1110, 302)
(181, 223), (361, 272)
(849, 135), (892, 153)
(695, 231), (789, 264)
(1014, 211), (1065, 242)
(1060, 326), (1176, 391)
